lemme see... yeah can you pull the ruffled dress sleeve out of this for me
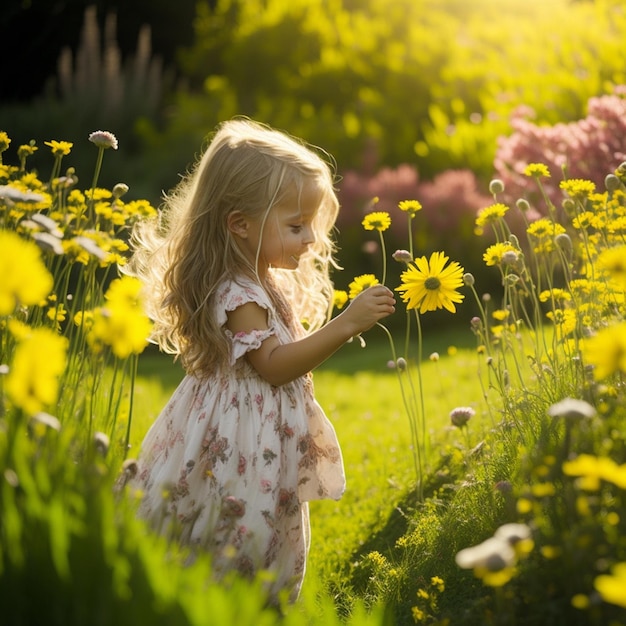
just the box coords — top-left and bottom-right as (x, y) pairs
(214, 278), (277, 365)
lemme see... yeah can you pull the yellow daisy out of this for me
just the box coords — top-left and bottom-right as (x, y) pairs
(581, 322), (626, 380)
(0, 230), (53, 315)
(348, 274), (379, 299)
(398, 200), (422, 216)
(483, 242), (516, 267)
(523, 163), (551, 178)
(362, 211), (391, 232)
(595, 562), (626, 609)
(476, 203), (509, 228)
(395, 251), (465, 314)
(44, 140), (73, 157)
(332, 289), (348, 310)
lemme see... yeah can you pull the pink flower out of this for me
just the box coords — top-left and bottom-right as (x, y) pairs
(450, 406), (475, 428)
(88, 130), (118, 150)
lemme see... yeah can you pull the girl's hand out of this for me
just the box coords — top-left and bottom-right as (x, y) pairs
(340, 285), (396, 335)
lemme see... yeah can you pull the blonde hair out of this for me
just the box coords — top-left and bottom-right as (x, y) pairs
(126, 119), (340, 378)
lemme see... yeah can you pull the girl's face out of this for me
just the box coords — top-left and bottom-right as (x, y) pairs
(247, 180), (322, 275)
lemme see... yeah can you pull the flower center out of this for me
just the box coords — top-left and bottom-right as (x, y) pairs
(424, 276), (441, 290)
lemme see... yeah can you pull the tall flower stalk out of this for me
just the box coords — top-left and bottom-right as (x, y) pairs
(0, 131), (153, 456)
(356, 203), (465, 501)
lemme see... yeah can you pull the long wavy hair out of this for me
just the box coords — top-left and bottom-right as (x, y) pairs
(126, 119), (340, 378)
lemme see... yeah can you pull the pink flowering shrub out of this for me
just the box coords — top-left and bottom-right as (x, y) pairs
(337, 165), (491, 263)
(494, 89), (626, 209)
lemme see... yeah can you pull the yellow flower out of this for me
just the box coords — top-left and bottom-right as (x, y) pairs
(124, 199), (157, 219)
(411, 607), (425, 622)
(538, 288), (571, 303)
(571, 211), (595, 231)
(546, 308), (577, 338)
(523, 163), (551, 178)
(47, 303), (67, 324)
(86, 277), (152, 358)
(581, 322), (626, 380)
(333, 289), (348, 310)
(476, 203), (509, 228)
(483, 242), (516, 267)
(395, 251), (465, 314)
(17, 144), (38, 158)
(526, 218), (566, 253)
(540, 545), (561, 559)
(562, 454), (618, 490)
(0, 230), (53, 315)
(5, 327), (68, 415)
(0, 131), (11, 153)
(348, 274), (379, 299)
(597, 245), (626, 287)
(44, 140), (73, 157)
(362, 211), (391, 232)
(398, 199), (422, 216)
(594, 562), (626, 609)
(73, 310), (94, 329)
(104, 275), (144, 308)
(492, 309), (510, 321)
(560, 178), (596, 199)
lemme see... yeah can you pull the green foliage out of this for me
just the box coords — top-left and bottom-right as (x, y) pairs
(2, 411), (386, 626)
(144, 0), (626, 181)
(328, 157), (626, 623)
(5, 0), (625, 205)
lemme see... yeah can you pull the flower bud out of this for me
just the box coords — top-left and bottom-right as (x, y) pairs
(463, 273), (475, 286)
(94, 431), (110, 456)
(113, 183), (129, 199)
(515, 198), (530, 213)
(501, 251), (519, 266)
(555, 233), (573, 259)
(562, 198), (576, 217)
(396, 357), (408, 371)
(392, 249), (413, 264)
(489, 179), (505, 195)
(121, 458), (139, 479)
(450, 406), (475, 428)
(470, 316), (482, 330)
(429, 352), (439, 362)
(605, 174), (621, 192)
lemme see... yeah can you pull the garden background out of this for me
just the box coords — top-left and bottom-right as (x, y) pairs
(2, 0), (626, 624)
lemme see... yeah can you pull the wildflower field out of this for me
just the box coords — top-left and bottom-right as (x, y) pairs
(2, 95), (626, 626)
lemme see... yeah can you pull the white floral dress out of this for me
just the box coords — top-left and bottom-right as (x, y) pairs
(133, 276), (345, 600)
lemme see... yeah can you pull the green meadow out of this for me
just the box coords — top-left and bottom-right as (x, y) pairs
(3, 0), (626, 622)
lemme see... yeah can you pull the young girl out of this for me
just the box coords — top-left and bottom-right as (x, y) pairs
(126, 119), (395, 602)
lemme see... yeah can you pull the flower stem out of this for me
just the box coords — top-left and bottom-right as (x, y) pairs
(88, 146), (105, 223)
(378, 230), (387, 285)
(414, 310), (428, 488)
(377, 322), (422, 496)
(124, 353), (139, 457)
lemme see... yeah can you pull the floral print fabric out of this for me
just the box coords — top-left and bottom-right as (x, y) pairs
(133, 276), (345, 600)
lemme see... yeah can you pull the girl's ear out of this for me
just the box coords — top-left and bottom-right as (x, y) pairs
(227, 211), (249, 238)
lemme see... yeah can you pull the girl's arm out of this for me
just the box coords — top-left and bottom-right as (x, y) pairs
(226, 285), (396, 386)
